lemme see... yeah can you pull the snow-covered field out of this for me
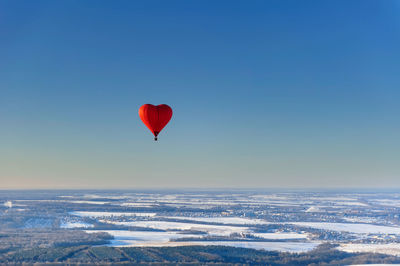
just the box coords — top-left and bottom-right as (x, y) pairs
(85, 230), (318, 252)
(305, 206), (321, 212)
(112, 240), (319, 252)
(252, 232), (308, 239)
(371, 199), (400, 207)
(85, 230), (201, 245)
(184, 241), (319, 252)
(70, 211), (157, 218)
(13, 190), (400, 255)
(103, 220), (250, 236)
(332, 201), (368, 206)
(165, 216), (269, 225)
(14, 199), (110, 205)
(338, 243), (400, 256)
(81, 194), (131, 200)
(289, 222), (400, 235)
(120, 202), (156, 207)
(69, 200), (109, 205)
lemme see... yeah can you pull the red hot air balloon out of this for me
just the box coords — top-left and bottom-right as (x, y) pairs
(139, 104), (173, 141)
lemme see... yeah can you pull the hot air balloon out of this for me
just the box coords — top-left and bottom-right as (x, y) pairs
(139, 104), (173, 141)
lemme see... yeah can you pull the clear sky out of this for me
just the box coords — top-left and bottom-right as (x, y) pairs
(0, 0), (399, 189)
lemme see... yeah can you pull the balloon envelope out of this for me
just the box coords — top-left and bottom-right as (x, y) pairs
(138, 104), (173, 140)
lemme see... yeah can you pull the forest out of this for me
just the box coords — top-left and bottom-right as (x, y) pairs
(1, 243), (400, 265)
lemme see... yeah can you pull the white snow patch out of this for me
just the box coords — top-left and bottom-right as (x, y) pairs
(309, 196), (358, 201)
(338, 243), (400, 256)
(371, 199), (400, 207)
(104, 220), (250, 236)
(70, 200), (109, 205)
(290, 222), (400, 235)
(85, 230), (318, 252)
(61, 222), (94, 228)
(252, 232), (308, 240)
(121, 203), (156, 207)
(85, 230), (200, 246)
(70, 211), (156, 218)
(305, 206), (320, 212)
(166, 216), (269, 225)
(333, 201), (368, 207)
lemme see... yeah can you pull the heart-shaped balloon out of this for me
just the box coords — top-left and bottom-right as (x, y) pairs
(139, 104), (173, 141)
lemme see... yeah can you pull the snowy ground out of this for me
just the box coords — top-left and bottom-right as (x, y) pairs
(85, 230), (319, 252)
(13, 190), (400, 254)
(289, 222), (400, 235)
(102, 220), (251, 236)
(165, 216), (269, 225)
(85, 230), (200, 245)
(111, 241), (320, 252)
(252, 232), (308, 239)
(338, 243), (400, 256)
(70, 211), (157, 217)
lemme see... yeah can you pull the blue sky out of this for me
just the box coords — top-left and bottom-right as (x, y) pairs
(0, 0), (399, 189)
